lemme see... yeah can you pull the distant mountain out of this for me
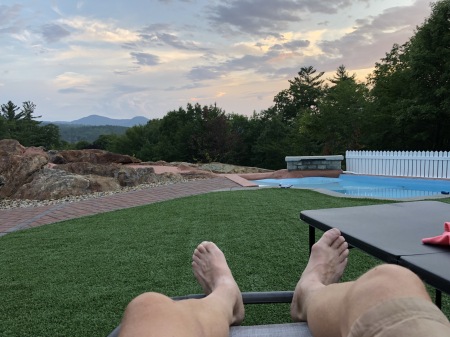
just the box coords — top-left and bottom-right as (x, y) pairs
(49, 115), (149, 127)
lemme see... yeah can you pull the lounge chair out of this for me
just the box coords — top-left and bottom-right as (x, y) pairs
(107, 291), (313, 337)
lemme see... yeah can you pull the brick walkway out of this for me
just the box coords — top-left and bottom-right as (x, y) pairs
(0, 177), (243, 237)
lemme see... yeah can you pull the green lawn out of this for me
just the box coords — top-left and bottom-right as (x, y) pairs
(0, 189), (449, 337)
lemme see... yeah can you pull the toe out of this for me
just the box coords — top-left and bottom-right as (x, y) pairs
(337, 240), (348, 253)
(339, 248), (349, 263)
(331, 235), (345, 249)
(196, 243), (208, 253)
(323, 228), (341, 244)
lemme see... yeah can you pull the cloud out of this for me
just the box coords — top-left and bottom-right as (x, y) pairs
(51, 4), (64, 16)
(41, 23), (71, 43)
(187, 53), (274, 81)
(130, 52), (160, 66)
(186, 37), (309, 81)
(58, 87), (86, 94)
(283, 39), (310, 50)
(114, 67), (140, 75)
(188, 66), (224, 81)
(209, 0), (301, 37)
(269, 39), (310, 52)
(164, 82), (208, 91)
(0, 4), (21, 23)
(0, 4), (23, 34)
(208, 0), (368, 36)
(113, 84), (149, 94)
(59, 17), (139, 43)
(301, 0), (368, 14)
(242, 0), (432, 80)
(158, 0), (194, 3)
(315, 0), (431, 71)
(54, 72), (91, 89)
(185, 0), (429, 84)
(137, 26), (208, 51)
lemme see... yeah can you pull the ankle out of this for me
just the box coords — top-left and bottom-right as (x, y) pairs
(291, 280), (325, 322)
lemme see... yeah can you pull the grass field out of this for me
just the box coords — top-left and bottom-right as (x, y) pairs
(0, 188), (449, 336)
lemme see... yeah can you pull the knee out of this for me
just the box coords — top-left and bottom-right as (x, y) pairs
(125, 292), (173, 313)
(357, 264), (427, 294)
(368, 264), (419, 283)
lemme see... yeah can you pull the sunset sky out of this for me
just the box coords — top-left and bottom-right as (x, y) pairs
(1, 0), (433, 121)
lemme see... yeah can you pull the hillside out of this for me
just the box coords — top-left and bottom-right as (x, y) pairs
(41, 115), (150, 143)
(57, 124), (128, 143)
(51, 115), (149, 127)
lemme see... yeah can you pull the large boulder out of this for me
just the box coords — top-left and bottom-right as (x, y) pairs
(54, 162), (157, 187)
(49, 149), (141, 165)
(13, 168), (120, 200)
(0, 139), (49, 198)
(0, 140), (155, 200)
(0, 139), (26, 155)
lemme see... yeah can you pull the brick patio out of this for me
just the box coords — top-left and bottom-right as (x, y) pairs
(0, 177), (243, 237)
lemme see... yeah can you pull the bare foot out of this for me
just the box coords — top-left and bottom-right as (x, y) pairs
(291, 228), (349, 321)
(192, 241), (245, 325)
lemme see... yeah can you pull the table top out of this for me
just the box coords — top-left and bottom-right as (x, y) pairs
(400, 253), (450, 293)
(300, 201), (450, 262)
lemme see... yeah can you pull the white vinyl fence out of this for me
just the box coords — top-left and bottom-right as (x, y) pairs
(345, 150), (450, 179)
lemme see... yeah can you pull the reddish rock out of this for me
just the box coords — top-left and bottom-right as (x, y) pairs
(54, 162), (156, 187)
(0, 139), (26, 155)
(51, 149), (141, 164)
(0, 139), (49, 198)
(13, 168), (120, 200)
(0, 140), (150, 200)
(55, 162), (122, 177)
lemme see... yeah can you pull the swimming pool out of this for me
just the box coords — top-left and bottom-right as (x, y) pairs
(251, 174), (450, 199)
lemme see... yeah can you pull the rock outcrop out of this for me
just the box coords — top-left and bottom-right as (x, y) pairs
(48, 149), (140, 165)
(0, 139), (277, 202)
(0, 139), (49, 198)
(0, 139), (178, 200)
(52, 162), (157, 187)
(13, 168), (121, 200)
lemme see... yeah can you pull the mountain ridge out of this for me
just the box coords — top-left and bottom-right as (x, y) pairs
(48, 114), (149, 127)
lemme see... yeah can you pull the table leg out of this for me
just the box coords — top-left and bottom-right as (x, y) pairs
(309, 226), (315, 255)
(435, 289), (442, 309)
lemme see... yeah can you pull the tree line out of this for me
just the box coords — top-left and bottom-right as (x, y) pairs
(1, 0), (449, 170)
(0, 101), (60, 149)
(57, 124), (128, 144)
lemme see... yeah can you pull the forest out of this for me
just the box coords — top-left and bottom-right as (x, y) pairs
(1, 0), (449, 170)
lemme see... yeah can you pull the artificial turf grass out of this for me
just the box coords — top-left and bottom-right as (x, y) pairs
(0, 189), (449, 336)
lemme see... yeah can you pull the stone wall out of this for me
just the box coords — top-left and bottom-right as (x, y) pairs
(285, 155), (344, 171)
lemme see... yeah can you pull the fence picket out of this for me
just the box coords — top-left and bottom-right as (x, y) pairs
(345, 150), (450, 179)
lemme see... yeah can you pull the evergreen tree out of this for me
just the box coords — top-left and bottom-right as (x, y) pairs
(273, 66), (325, 124)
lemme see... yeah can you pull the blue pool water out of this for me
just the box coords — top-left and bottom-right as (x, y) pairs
(251, 174), (450, 199)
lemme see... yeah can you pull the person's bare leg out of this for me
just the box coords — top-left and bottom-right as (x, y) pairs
(291, 228), (434, 337)
(191, 240), (245, 331)
(119, 241), (244, 337)
(290, 228), (349, 337)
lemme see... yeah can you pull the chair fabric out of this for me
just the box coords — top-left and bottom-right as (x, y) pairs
(230, 323), (312, 337)
(107, 322), (313, 337)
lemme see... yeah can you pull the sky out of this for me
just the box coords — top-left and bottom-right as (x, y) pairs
(0, 0), (433, 122)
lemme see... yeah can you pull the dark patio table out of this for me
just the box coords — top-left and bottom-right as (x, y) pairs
(300, 200), (450, 307)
